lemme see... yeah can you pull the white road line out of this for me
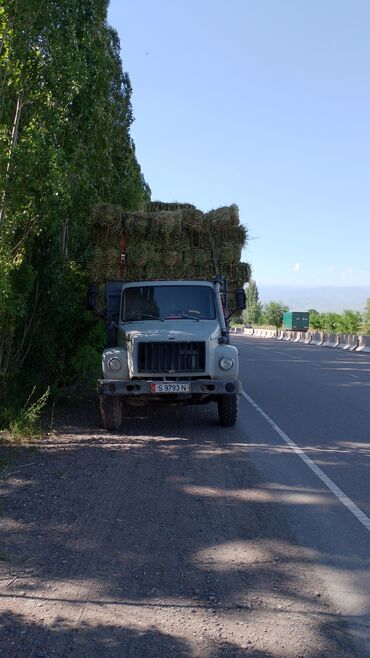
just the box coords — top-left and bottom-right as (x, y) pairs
(241, 390), (370, 533)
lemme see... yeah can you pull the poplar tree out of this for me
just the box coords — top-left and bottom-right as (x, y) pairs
(243, 280), (262, 325)
(0, 0), (149, 412)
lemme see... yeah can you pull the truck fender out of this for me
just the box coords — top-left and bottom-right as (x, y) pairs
(102, 347), (129, 380)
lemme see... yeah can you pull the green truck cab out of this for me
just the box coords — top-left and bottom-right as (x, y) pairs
(283, 311), (309, 332)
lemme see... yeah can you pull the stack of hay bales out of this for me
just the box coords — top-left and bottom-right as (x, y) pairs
(88, 202), (251, 289)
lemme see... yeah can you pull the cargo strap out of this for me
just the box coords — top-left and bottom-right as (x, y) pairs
(119, 234), (126, 277)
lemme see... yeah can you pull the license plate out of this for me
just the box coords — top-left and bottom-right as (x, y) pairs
(150, 383), (190, 394)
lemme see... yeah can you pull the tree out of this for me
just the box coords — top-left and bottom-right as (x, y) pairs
(242, 280), (262, 325)
(309, 311), (325, 331)
(364, 299), (370, 335)
(322, 313), (341, 332)
(263, 301), (289, 329)
(338, 310), (362, 334)
(0, 0), (150, 417)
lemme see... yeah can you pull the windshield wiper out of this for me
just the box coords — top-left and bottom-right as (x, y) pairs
(164, 314), (200, 321)
(125, 314), (164, 322)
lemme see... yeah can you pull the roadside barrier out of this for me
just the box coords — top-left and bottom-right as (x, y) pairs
(244, 328), (278, 338)
(238, 327), (370, 355)
(338, 334), (359, 351)
(323, 333), (340, 348)
(311, 332), (325, 345)
(356, 335), (370, 353)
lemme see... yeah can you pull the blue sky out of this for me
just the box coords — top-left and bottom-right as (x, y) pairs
(108, 0), (370, 288)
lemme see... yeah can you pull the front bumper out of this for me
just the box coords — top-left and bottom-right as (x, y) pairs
(98, 378), (242, 397)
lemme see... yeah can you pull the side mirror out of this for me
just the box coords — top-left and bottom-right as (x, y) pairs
(236, 288), (246, 311)
(86, 283), (97, 311)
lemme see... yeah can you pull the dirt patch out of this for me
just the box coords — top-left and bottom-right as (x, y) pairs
(0, 398), (358, 657)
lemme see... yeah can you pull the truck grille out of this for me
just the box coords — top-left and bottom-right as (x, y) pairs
(138, 342), (206, 373)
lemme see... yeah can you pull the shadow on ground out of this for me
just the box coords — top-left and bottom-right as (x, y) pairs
(0, 397), (362, 657)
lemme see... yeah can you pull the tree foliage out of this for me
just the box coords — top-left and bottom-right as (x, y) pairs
(0, 0), (149, 419)
(308, 310), (325, 331)
(364, 298), (370, 335)
(308, 309), (364, 334)
(242, 280), (262, 325)
(338, 310), (362, 334)
(262, 301), (289, 329)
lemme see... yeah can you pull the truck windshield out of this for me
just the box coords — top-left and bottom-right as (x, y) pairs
(121, 285), (216, 322)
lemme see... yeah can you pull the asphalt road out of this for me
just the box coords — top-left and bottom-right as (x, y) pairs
(235, 335), (370, 656)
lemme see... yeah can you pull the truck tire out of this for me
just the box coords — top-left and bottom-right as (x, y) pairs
(218, 394), (238, 427)
(100, 396), (122, 431)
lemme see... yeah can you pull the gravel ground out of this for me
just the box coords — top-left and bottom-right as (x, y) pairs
(0, 398), (360, 657)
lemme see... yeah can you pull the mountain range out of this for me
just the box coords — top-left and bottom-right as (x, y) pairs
(258, 285), (370, 313)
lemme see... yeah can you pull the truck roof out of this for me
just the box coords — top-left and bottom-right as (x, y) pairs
(112, 279), (215, 288)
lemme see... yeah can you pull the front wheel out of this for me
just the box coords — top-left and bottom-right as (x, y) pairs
(218, 394), (238, 427)
(100, 396), (122, 431)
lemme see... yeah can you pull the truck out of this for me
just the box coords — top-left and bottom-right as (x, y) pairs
(87, 277), (246, 431)
(283, 311), (309, 332)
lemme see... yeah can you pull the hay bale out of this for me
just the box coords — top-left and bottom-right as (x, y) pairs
(219, 242), (240, 265)
(88, 202), (250, 287)
(123, 213), (148, 236)
(229, 204), (239, 226)
(166, 250), (181, 267)
(148, 201), (196, 212)
(89, 204), (122, 233)
(126, 244), (150, 268)
(180, 207), (204, 232)
(155, 211), (182, 239)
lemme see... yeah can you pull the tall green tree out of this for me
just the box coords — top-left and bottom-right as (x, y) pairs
(243, 279), (262, 325)
(0, 0), (149, 415)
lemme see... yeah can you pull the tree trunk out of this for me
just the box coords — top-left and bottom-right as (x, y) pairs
(0, 93), (23, 225)
(61, 216), (69, 258)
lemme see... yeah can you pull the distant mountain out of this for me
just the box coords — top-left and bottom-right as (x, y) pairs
(258, 285), (370, 313)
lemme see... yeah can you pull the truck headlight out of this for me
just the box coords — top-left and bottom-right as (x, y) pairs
(219, 356), (234, 370)
(108, 357), (122, 372)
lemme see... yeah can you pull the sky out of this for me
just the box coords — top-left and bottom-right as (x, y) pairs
(108, 0), (370, 290)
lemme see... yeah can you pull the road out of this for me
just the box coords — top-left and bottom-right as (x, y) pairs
(235, 335), (370, 656)
(0, 336), (369, 657)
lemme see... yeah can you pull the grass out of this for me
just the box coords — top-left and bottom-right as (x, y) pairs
(8, 387), (50, 441)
